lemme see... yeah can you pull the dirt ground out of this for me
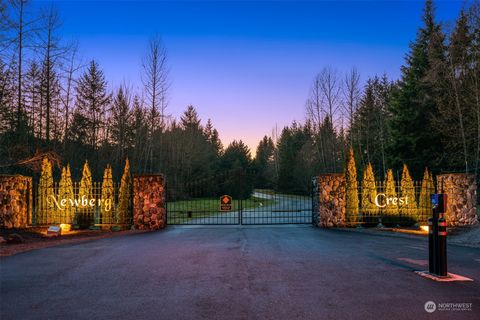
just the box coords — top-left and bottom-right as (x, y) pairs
(0, 227), (144, 257)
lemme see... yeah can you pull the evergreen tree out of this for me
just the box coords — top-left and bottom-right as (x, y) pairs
(180, 105), (201, 131)
(467, 2), (480, 177)
(254, 136), (275, 189)
(58, 165), (75, 224)
(110, 85), (134, 169)
(204, 118), (223, 156)
(67, 109), (89, 145)
(384, 169), (398, 217)
(419, 167), (435, 220)
(117, 158), (132, 225)
(361, 163), (378, 218)
(77, 160), (93, 226)
(40, 59), (62, 141)
(131, 96), (149, 173)
(101, 164), (114, 224)
(388, 0), (446, 177)
(74, 60), (111, 150)
(277, 127), (295, 192)
(345, 147), (359, 224)
(220, 140), (253, 199)
(174, 105), (214, 188)
(277, 122), (316, 193)
(432, 9), (477, 173)
(0, 59), (15, 132)
(24, 61), (41, 134)
(292, 121), (316, 194)
(38, 157), (54, 224)
(351, 76), (392, 175)
(400, 164), (418, 220)
(38, 6), (64, 142)
(317, 115), (339, 173)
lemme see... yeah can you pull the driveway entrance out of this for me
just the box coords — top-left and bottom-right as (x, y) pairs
(166, 173), (313, 225)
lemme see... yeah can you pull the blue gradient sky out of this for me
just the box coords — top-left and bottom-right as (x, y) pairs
(38, 0), (465, 152)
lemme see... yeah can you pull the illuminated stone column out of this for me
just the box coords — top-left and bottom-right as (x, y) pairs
(313, 174), (346, 228)
(0, 175), (32, 228)
(436, 173), (478, 227)
(133, 174), (166, 230)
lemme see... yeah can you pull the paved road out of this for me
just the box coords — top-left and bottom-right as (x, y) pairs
(1, 226), (479, 320)
(180, 192), (311, 224)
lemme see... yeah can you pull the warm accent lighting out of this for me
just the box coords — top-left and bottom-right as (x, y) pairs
(420, 225), (429, 233)
(60, 224), (71, 232)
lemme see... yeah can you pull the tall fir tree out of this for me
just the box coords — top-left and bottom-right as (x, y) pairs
(345, 147), (359, 224)
(384, 169), (399, 217)
(117, 158), (132, 225)
(204, 118), (223, 156)
(254, 136), (275, 189)
(419, 167), (435, 220)
(220, 140), (253, 199)
(432, 9), (476, 173)
(101, 164), (114, 224)
(38, 157), (54, 224)
(400, 164), (418, 220)
(0, 59), (16, 133)
(77, 160), (93, 226)
(110, 85), (134, 169)
(388, 0), (446, 178)
(74, 60), (111, 150)
(24, 61), (41, 135)
(361, 162), (378, 217)
(58, 165), (75, 224)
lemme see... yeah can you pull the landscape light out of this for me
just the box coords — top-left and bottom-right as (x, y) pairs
(420, 225), (429, 233)
(59, 224), (71, 233)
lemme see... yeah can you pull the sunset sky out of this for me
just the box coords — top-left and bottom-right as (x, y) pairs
(37, 0), (465, 152)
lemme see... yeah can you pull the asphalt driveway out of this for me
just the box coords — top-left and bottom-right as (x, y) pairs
(1, 226), (479, 320)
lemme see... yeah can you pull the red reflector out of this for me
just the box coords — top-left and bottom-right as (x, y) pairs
(439, 232), (447, 236)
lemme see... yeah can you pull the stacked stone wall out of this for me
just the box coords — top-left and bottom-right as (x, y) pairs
(313, 174), (346, 227)
(437, 174), (478, 227)
(0, 175), (32, 229)
(133, 175), (166, 230)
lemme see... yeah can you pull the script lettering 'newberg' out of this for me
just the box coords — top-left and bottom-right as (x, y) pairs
(48, 195), (112, 212)
(374, 193), (408, 208)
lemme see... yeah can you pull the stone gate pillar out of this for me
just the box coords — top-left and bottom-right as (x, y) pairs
(133, 174), (166, 230)
(436, 173), (478, 227)
(0, 175), (32, 229)
(313, 174), (346, 228)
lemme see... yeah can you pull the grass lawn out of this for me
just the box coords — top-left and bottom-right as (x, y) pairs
(167, 196), (275, 223)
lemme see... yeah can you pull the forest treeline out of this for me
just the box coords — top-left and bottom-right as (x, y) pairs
(0, 0), (479, 197)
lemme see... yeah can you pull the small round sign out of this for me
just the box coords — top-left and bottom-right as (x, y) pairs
(424, 301), (436, 313)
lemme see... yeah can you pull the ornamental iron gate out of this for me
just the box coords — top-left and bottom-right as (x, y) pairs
(166, 172), (313, 225)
